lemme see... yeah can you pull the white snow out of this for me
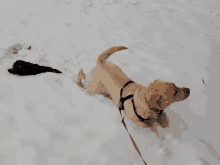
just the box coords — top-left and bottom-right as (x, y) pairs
(0, 0), (219, 165)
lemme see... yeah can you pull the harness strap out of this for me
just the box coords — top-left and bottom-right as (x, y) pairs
(119, 80), (135, 111)
(119, 80), (150, 122)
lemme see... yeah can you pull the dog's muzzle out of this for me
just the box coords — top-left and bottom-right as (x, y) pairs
(183, 87), (190, 99)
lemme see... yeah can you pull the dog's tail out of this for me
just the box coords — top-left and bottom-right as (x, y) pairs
(97, 46), (128, 65)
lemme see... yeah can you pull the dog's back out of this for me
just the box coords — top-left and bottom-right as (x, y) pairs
(95, 46), (132, 98)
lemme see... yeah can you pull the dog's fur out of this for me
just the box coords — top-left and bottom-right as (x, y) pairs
(76, 46), (190, 133)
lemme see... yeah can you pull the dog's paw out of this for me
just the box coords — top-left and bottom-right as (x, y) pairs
(77, 81), (85, 88)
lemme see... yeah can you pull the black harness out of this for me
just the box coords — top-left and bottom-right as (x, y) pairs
(119, 81), (149, 122)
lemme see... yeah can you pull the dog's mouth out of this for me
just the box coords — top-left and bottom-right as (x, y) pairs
(140, 108), (163, 121)
(153, 109), (163, 119)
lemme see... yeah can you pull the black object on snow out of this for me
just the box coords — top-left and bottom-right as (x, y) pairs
(8, 60), (62, 76)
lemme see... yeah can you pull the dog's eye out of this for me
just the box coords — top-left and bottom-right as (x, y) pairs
(173, 91), (177, 96)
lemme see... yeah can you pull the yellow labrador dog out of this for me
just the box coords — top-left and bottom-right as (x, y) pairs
(76, 46), (190, 130)
(76, 46), (190, 164)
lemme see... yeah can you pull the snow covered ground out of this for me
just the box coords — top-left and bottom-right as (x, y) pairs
(0, 0), (220, 165)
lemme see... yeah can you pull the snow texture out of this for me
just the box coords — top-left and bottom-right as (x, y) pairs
(0, 0), (220, 165)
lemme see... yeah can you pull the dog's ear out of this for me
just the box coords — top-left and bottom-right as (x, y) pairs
(133, 87), (151, 119)
(156, 96), (163, 109)
(157, 111), (169, 128)
(147, 92), (163, 111)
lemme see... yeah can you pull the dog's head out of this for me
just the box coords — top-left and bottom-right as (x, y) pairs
(133, 80), (190, 122)
(147, 80), (190, 110)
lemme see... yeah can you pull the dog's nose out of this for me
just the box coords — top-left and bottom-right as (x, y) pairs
(183, 88), (190, 99)
(185, 88), (190, 95)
